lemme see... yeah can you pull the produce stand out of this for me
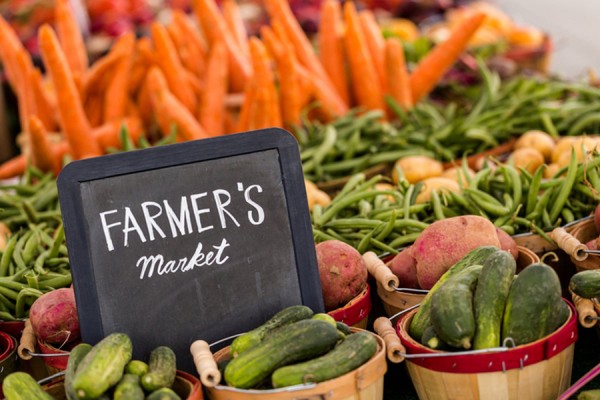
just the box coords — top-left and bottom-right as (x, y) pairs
(0, 0), (600, 399)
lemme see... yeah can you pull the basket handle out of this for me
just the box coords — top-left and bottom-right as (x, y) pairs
(190, 340), (221, 388)
(363, 252), (398, 292)
(569, 289), (598, 329)
(17, 319), (36, 360)
(551, 227), (588, 261)
(373, 317), (405, 363)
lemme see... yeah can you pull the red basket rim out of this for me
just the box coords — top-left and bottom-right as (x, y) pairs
(37, 338), (75, 370)
(395, 298), (578, 374)
(328, 283), (372, 326)
(0, 331), (16, 361)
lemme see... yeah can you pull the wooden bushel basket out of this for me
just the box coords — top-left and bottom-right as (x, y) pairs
(193, 328), (387, 400)
(328, 284), (372, 329)
(553, 218), (599, 272)
(393, 300), (577, 400)
(369, 246), (540, 318)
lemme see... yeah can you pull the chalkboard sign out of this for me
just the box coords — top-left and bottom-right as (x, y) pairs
(57, 128), (323, 373)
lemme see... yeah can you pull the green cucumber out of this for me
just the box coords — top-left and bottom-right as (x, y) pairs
(546, 297), (570, 334)
(71, 332), (133, 400)
(224, 319), (340, 389)
(409, 246), (499, 341)
(336, 321), (352, 336)
(473, 250), (516, 349)
(502, 263), (563, 346)
(125, 359), (149, 377)
(312, 313), (337, 326)
(145, 387), (182, 400)
(141, 346), (177, 392)
(271, 331), (377, 388)
(64, 343), (93, 400)
(113, 374), (144, 400)
(231, 305), (314, 356)
(578, 389), (600, 400)
(2, 372), (54, 400)
(431, 264), (483, 349)
(570, 269), (600, 299)
(421, 326), (448, 350)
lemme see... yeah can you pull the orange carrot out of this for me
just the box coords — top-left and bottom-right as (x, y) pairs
(307, 68), (349, 121)
(136, 77), (154, 128)
(236, 79), (257, 132)
(38, 24), (101, 159)
(199, 41), (228, 136)
(102, 36), (134, 122)
(54, 0), (88, 77)
(318, 0), (350, 106)
(15, 49), (37, 132)
(94, 117), (144, 149)
(0, 15), (26, 94)
(247, 86), (273, 130)
(295, 63), (315, 110)
(0, 155), (27, 180)
(248, 37), (281, 128)
(409, 12), (486, 103)
(359, 10), (386, 92)
(171, 10), (208, 72)
(342, 1), (384, 111)
(222, 0), (250, 57)
(85, 94), (104, 128)
(146, 67), (209, 141)
(151, 22), (198, 114)
(193, 0), (251, 92)
(385, 37), (413, 112)
(28, 115), (60, 174)
(166, 19), (204, 81)
(30, 68), (58, 131)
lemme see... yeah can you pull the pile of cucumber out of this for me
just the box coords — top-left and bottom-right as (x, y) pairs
(3, 333), (181, 400)
(409, 246), (570, 351)
(222, 305), (378, 389)
(570, 269), (600, 300)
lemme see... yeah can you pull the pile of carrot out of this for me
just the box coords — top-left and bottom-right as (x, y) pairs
(0, 0), (487, 180)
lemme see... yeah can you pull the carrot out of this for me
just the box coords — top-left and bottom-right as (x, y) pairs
(222, 0), (250, 57)
(15, 49), (37, 132)
(199, 41), (228, 136)
(318, 0), (350, 106)
(54, 0), (88, 77)
(0, 155), (27, 180)
(410, 12), (486, 103)
(385, 37), (413, 112)
(166, 19), (203, 81)
(30, 68), (58, 131)
(247, 86), (274, 130)
(146, 67), (209, 141)
(236, 79), (256, 132)
(171, 10), (208, 74)
(102, 36), (134, 123)
(38, 24), (101, 159)
(359, 10), (386, 92)
(307, 68), (349, 121)
(94, 117), (144, 149)
(85, 94), (104, 128)
(295, 63), (315, 110)
(193, 0), (251, 93)
(248, 37), (281, 128)
(0, 15), (26, 94)
(28, 115), (60, 174)
(136, 77), (154, 128)
(151, 22), (198, 114)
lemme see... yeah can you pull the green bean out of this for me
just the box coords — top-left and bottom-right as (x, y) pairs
(0, 285), (19, 301)
(12, 230), (33, 270)
(317, 189), (391, 226)
(430, 190), (445, 221)
(21, 230), (40, 266)
(44, 258), (70, 268)
(302, 126), (338, 175)
(568, 112), (600, 135)
(0, 292), (14, 311)
(368, 237), (399, 255)
(34, 250), (50, 275)
(499, 225), (515, 235)
(356, 230), (375, 254)
(514, 217), (555, 245)
(464, 189), (510, 216)
(15, 288), (43, 319)
(526, 166), (545, 216)
(0, 278), (27, 292)
(24, 271), (39, 290)
(49, 224), (66, 259)
(540, 112), (559, 137)
(375, 210), (397, 241)
(313, 229), (341, 243)
(0, 311), (16, 321)
(527, 187), (555, 221)
(388, 232), (422, 249)
(549, 149), (578, 224)
(323, 228), (349, 242)
(0, 235), (18, 277)
(561, 208), (575, 224)
(38, 274), (72, 290)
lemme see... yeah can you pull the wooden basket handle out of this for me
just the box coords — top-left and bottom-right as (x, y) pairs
(363, 252), (399, 292)
(570, 289), (598, 328)
(551, 227), (588, 261)
(190, 340), (221, 388)
(18, 319), (36, 360)
(373, 317), (405, 363)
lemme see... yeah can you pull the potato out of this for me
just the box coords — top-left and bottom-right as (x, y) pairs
(392, 155), (443, 184)
(440, 166), (475, 187)
(305, 179), (331, 210)
(412, 216), (501, 289)
(509, 147), (544, 174)
(415, 177), (460, 203)
(315, 240), (368, 311)
(544, 163), (561, 179)
(514, 130), (555, 161)
(495, 227), (518, 259)
(387, 246), (419, 289)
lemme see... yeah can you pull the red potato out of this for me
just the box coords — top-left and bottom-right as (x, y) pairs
(586, 237), (599, 251)
(413, 216), (501, 289)
(495, 227), (519, 259)
(29, 287), (80, 344)
(316, 240), (368, 311)
(387, 245), (419, 289)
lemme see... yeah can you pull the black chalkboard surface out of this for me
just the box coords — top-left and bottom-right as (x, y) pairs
(57, 128), (323, 373)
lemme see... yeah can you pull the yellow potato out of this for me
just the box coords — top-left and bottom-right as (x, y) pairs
(551, 136), (578, 163)
(392, 155), (443, 184)
(555, 137), (600, 168)
(514, 130), (555, 161)
(509, 147), (545, 174)
(415, 177), (461, 204)
(304, 179), (331, 210)
(440, 166), (475, 187)
(544, 163), (561, 179)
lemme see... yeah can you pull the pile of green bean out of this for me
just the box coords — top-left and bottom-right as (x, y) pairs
(298, 61), (600, 183)
(0, 167), (71, 320)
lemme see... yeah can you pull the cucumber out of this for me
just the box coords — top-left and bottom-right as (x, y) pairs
(64, 343), (93, 400)
(2, 372), (54, 400)
(231, 305), (314, 356)
(473, 250), (516, 349)
(125, 359), (149, 377)
(546, 297), (570, 334)
(578, 389), (600, 400)
(336, 321), (352, 336)
(570, 269), (600, 299)
(421, 326), (448, 350)
(271, 331), (377, 388)
(145, 387), (182, 400)
(141, 346), (177, 392)
(431, 264), (483, 349)
(224, 319), (340, 389)
(502, 263), (563, 346)
(71, 332), (133, 400)
(113, 374), (144, 400)
(312, 313), (337, 326)
(409, 246), (499, 341)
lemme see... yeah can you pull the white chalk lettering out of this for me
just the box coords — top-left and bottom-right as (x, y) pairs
(123, 207), (147, 247)
(141, 202), (166, 241)
(190, 193), (214, 233)
(245, 185), (265, 225)
(164, 197), (192, 238)
(213, 189), (240, 228)
(100, 209), (120, 251)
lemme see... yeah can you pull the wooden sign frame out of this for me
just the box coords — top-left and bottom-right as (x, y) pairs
(57, 128), (323, 372)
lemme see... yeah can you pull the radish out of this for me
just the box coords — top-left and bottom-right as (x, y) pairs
(29, 288), (80, 345)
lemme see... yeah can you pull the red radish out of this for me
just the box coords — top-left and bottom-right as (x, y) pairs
(29, 288), (80, 345)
